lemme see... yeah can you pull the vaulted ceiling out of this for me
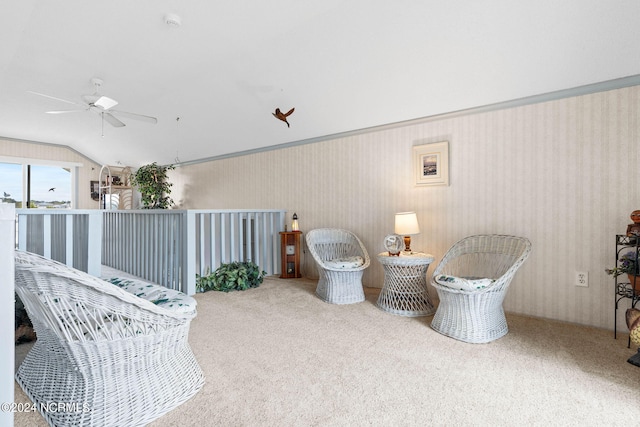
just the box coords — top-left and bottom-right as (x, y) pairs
(1, 1), (639, 167)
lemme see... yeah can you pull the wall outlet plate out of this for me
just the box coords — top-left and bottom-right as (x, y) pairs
(576, 271), (588, 287)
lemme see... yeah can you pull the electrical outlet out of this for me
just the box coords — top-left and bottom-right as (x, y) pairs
(576, 271), (588, 287)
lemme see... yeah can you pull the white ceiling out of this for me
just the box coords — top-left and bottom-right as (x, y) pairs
(1, 1), (639, 167)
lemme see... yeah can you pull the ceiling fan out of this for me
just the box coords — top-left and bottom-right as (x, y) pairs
(28, 77), (157, 128)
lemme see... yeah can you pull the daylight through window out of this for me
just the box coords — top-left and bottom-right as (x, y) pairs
(0, 162), (73, 208)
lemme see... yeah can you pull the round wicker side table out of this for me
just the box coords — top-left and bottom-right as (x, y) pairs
(376, 252), (435, 316)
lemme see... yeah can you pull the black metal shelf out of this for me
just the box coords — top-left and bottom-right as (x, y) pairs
(614, 234), (640, 342)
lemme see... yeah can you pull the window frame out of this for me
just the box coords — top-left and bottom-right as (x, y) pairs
(0, 156), (81, 208)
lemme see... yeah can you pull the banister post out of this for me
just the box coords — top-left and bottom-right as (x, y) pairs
(86, 210), (102, 277)
(0, 203), (15, 427)
(184, 211), (196, 295)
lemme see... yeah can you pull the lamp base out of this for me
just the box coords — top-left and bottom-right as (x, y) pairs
(403, 235), (412, 253)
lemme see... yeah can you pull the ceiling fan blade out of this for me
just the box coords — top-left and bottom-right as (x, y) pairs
(110, 109), (157, 124)
(102, 112), (126, 128)
(46, 109), (86, 114)
(27, 91), (83, 107)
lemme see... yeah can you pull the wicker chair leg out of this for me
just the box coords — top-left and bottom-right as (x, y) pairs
(16, 336), (204, 427)
(431, 290), (508, 344)
(315, 270), (365, 304)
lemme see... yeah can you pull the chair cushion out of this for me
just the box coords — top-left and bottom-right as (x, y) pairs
(105, 277), (197, 314)
(324, 256), (365, 269)
(435, 274), (494, 291)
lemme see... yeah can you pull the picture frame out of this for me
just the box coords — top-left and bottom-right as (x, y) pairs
(413, 141), (449, 186)
(90, 180), (101, 201)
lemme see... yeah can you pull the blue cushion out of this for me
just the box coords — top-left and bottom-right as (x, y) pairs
(105, 277), (197, 314)
(435, 274), (494, 291)
(325, 256), (364, 269)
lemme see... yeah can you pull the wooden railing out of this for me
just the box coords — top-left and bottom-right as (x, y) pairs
(15, 209), (102, 276)
(15, 209), (286, 295)
(189, 209), (285, 278)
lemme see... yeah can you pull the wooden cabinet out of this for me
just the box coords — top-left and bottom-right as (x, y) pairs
(280, 231), (302, 278)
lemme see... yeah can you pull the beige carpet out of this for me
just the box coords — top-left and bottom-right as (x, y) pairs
(14, 277), (640, 426)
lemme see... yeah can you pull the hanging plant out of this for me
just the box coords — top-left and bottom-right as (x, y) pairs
(131, 162), (175, 209)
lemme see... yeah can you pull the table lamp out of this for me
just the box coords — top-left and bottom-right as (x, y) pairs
(395, 212), (420, 253)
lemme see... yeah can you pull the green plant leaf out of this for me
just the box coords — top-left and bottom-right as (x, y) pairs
(195, 261), (266, 293)
(131, 162), (175, 209)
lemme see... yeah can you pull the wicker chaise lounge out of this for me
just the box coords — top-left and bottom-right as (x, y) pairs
(430, 235), (532, 343)
(306, 228), (370, 304)
(14, 250), (204, 427)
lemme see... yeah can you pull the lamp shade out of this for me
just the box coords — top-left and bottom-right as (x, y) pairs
(395, 212), (420, 235)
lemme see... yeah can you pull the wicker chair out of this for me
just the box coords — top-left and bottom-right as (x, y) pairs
(430, 235), (532, 343)
(14, 250), (204, 427)
(306, 228), (371, 304)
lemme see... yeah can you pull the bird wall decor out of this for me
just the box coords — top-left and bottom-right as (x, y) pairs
(273, 107), (294, 127)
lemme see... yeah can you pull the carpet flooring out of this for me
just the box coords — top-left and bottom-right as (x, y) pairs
(14, 276), (640, 426)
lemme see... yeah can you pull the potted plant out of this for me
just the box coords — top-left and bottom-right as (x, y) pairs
(606, 250), (640, 294)
(196, 261), (266, 293)
(130, 162), (175, 209)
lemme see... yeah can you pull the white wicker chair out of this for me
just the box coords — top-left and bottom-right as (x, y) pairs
(430, 235), (532, 343)
(306, 228), (371, 304)
(14, 250), (204, 427)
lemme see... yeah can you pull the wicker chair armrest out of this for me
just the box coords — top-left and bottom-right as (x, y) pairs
(430, 234), (532, 295)
(15, 251), (195, 343)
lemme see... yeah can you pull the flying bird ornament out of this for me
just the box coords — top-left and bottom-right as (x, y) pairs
(273, 107), (294, 127)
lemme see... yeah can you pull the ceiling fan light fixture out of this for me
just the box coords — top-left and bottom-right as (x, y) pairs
(94, 96), (118, 110)
(164, 13), (181, 27)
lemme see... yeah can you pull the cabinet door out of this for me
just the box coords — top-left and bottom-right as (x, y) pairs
(280, 232), (301, 278)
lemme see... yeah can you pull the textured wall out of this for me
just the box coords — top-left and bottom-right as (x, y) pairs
(171, 85), (640, 330)
(0, 138), (101, 209)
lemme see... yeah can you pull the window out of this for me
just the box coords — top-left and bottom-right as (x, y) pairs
(30, 165), (72, 208)
(0, 159), (78, 208)
(0, 162), (23, 207)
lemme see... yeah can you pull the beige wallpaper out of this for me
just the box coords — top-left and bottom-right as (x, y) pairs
(3, 86), (638, 330)
(0, 138), (101, 209)
(171, 85), (640, 330)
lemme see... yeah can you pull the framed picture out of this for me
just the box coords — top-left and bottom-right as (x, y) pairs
(413, 141), (449, 186)
(90, 181), (101, 201)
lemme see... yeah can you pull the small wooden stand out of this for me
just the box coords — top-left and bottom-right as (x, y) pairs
(280, 231), (302, 278)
